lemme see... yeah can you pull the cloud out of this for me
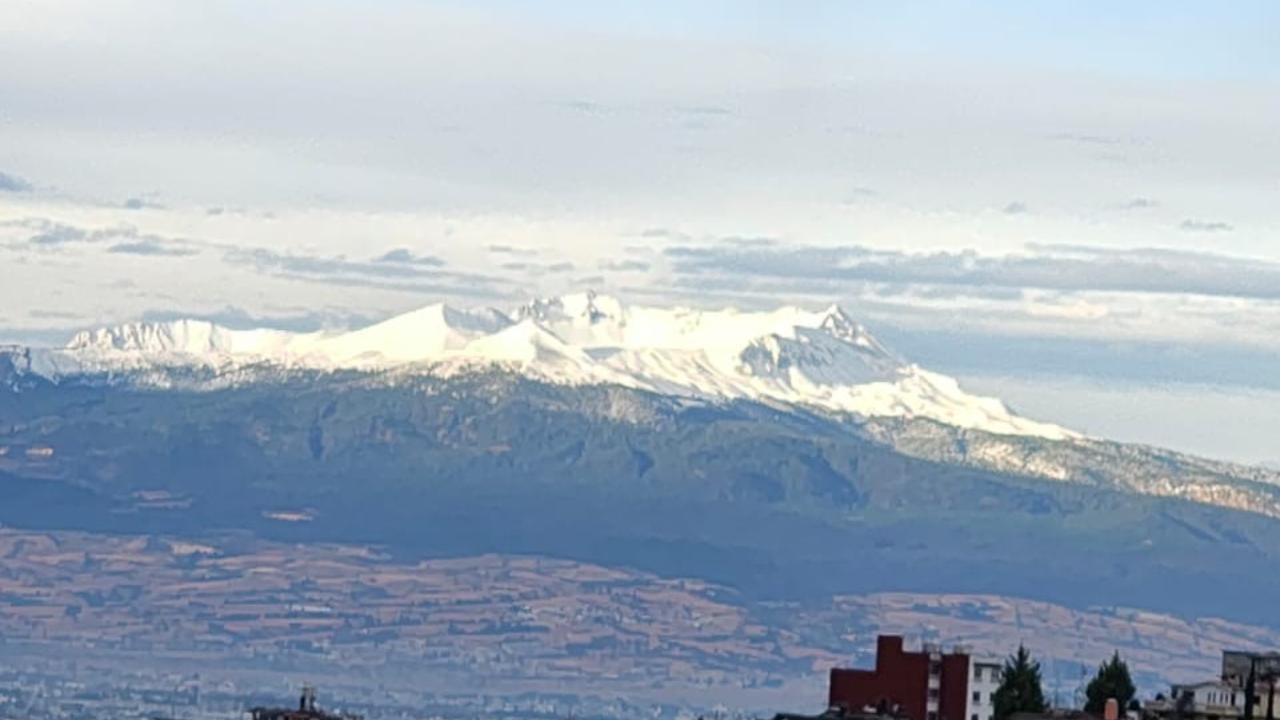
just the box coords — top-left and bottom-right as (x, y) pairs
(842, 187), (878, 203)
(673, 105), (732, 117)
(599, 259), (651, 273)
(638, 227), (690, 241)
(107, 239), (200, 257)
(1048, 133), (1124, 146)
(5, 218), (196, 253)
(28, 222), (88, 246)
(1003, 201), (1029, 215)
(487, 244), (539, 257)
(269, 270), (513, 299)
(224, 246), (508, 297)
(1180, 219), (1233, 233)
(4, 215), (504, 298)
(721, 235), (778, 248)
(498, 260), (575, 276)
(1119, 198), (1158, 210)
(0, 171), (34, 192)
(374, 248), (445, 266)
(562, 99), (610, 115)
(140, 305), (378, 333)
(878, 327), (1280, 392)
(664, 242), (1280, 301)
(122, 197), (164, 210)
(27, 308), (82, 320)
(228, 247), (444, 280)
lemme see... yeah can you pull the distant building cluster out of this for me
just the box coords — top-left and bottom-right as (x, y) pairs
(249, 686), (362, 720)
(1145, 651), (1280, 720)
(788, 636), (1280, 720)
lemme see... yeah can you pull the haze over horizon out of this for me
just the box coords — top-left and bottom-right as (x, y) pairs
(2, 1), (1278, 463)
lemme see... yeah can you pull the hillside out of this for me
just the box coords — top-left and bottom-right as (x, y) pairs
(1, 368), (1280, 628)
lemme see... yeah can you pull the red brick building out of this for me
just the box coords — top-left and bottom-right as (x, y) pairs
(830, 636), (973, 720)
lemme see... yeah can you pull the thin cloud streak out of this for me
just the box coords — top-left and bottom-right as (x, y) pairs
(1180, 219), (1234, 233)
(107, 240), (199, 257)
(374, 248), (446, 266)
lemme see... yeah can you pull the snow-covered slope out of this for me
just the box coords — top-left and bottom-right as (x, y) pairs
(21, 292), (1074, 440)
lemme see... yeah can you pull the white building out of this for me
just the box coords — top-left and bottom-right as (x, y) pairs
(1146, 680), (1279, 720)
(1145, 650), (1280, 720)
(966, 658), (1003, 720)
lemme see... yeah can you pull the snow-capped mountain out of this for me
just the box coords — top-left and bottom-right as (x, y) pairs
(22, 293), (1073, 440)
(7, 294), (1280, 624)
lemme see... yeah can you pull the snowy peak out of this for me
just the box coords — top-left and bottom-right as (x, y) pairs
(816, 305), (898, 359)
(66, 319), (304, 359)
(464, 319), (597, 370)
(24, 294), (1075, 440)
(68, 319), (229, 354)
(318, 303), (510, 365)
(728, 304), (903, 385)
(735, 326), (898, 386)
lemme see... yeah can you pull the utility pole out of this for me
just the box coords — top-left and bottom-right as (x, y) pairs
(1246, 658), (1257, 720)
(1266, 669), (1276, 720)
(1052, 662), (1062, 710)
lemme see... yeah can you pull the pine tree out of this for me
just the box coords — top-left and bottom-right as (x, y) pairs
(1084, 652), (1137, 715)
(994, 645), (1049, 720)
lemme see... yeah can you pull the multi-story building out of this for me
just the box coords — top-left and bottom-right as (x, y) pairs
(967, 657), (1004, 720)
(1222, 652), (1280, 690)
(829, 636), (1001, 720)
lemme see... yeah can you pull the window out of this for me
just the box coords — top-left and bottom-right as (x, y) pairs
(990, 693), (997, 703)
(975, 667), (983, 681)
(928, 713), (938, 720)
(931, 662), (943, 676)
(972, 715), (979, 720)
(973, 692), (981, 703)
(930, 689), (940, 700)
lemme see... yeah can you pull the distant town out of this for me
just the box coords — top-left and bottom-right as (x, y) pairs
(3, 632), (1277, 720)
(811, 636), (1280, 720)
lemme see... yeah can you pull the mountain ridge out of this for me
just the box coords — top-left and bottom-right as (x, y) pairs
(17, 292), (1073, 440)
(3, 368), (1280, 628)
(7, 294), (1280, 527)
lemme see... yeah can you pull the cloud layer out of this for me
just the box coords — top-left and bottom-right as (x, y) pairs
(664, 242), (1280, 301)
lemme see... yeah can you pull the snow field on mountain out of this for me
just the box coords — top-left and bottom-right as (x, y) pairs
(36, 293), (1075, 440)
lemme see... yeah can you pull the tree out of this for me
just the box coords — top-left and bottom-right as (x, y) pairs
(1085, 652), (1137, 715)
(995, 645), (1049, 720)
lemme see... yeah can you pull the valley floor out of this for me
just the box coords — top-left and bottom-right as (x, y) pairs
(0, 528), (1274, 716)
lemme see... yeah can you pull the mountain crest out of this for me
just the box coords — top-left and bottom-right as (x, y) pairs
(514, 290), (621, 326)
(67, 319), (231, 354)
(12, 294), (1074, 440)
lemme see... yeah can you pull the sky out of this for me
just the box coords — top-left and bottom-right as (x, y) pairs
(1, 1), (1278, 462)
